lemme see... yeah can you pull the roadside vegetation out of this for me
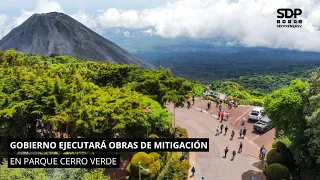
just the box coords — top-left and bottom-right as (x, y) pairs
(205, 81), (265, 106)
(263, 74), (320, 179)
(0, 49), (194, 179)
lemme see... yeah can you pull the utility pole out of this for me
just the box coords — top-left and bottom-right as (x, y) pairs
(139, 162), (141, 180)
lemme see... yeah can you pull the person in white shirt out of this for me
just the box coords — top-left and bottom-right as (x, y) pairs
(215, 126), (220, 136)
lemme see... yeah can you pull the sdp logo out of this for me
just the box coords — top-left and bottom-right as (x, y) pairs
(276, 8), (303, 28)
(277, 8), (302, 18)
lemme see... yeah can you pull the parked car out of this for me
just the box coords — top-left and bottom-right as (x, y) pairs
(249, 107), (265, 121)
(253, 117), (272, 133)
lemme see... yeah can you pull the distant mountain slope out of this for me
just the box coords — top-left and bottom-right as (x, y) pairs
(134, 46), (320, 81)
(0, 12), (154, 68)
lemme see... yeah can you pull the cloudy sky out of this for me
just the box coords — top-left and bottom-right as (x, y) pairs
(1, 0), (320, 52)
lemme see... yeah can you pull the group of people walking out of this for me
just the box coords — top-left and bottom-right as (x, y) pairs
(217, 111), (229, 122)
(187, 95), (196, 109)
(215, 124), (229, 136)
(239, 127), (247, 139)
(223, 142), (243, 160)
(215, 124), (246, 140)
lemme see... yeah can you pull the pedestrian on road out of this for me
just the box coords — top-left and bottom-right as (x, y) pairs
(226, 112), (229, 120)
(220, 111), (225, 122)
(217, 111), (221, 120)
(191, 167), (195, 176)
(220, 124), (224, 134)
(224, 126), (228, 135)
(219, 104), (222, 111)
(259, 145), (265, 158)
(241, 117), (246, 126)
(230, 130), (235, 140)
(239, 129), (243, 138)
(224, 147), (229, 158)
(216, 126), (220, 136)
(238, 142), (243, 153)
(192, 95), (195, 105)
(242, 127), (247, 139)
(207, 100), (212, 110)
(232, 150), (236, 160)
(261, 148), (267, 160)
(187, 101), (191, 109)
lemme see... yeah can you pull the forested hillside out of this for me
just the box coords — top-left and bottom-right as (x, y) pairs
(264, 74), (320, 179)
(0, 49), (199, 179)
(227, 67), (319, 93)
(0, 49), (195, 148)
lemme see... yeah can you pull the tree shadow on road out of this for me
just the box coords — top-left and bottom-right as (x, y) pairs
(241, 170), (266, 180)
(253, 160), (267, 170)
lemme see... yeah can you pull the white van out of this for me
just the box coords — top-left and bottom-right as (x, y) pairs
(249, 107), (265, 121)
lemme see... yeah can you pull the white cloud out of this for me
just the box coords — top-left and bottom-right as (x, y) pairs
(11, 0), (64, 27)
(1, 0), (320, 52)
(35, 0), (64, 13)
(12, 10), (34, 27)
(123, 31), (131, 37)
(71, 11), (98, 30)
(0, 14), (8, 27)
(94, 0), (320, 52)
(143, 29), (154, 36)
(97, 8), (148, 28)
(0, 14), (10, 38)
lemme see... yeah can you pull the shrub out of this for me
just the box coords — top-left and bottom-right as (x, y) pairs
(149, 152), (161, 161)
(179, 159), (191, 178)
(160, 153), (190, 180)
(266, 149), (286, 166)
(204, 96), (216, 102)
(173, 126), (188, 138)
(250, 98), (264, 106)
(127, 152), (163, 179)
(274, 141), (289, 155)
(272, 137), (292, 150)
(161, 152), (172, 165)
(266, 148), (295, 170)
(148, 134), (159, 139)
(148, 159), (162, 179)
(265, 163), (291, 180)
(128, 152), (152, 177)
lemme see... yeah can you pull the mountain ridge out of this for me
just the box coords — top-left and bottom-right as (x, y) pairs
(0, 12), (154, 68)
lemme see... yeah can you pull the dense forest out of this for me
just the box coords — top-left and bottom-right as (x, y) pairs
(0, 49), (198, 139)
(227, 67), (319, 93)
(137, 46), (320, 93)
(0, 49), (198, 179)
(263, 74), (320, 179)
(1, 48), (320, 179)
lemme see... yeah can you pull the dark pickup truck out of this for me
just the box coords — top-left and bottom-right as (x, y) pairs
(253, 117), (272, 133)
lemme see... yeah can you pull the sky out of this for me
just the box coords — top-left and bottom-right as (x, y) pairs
(0, 0), (320, 52)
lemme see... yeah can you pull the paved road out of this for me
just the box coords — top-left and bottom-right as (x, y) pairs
(192, 99), (275, 149)
(167, 101), (267, 180)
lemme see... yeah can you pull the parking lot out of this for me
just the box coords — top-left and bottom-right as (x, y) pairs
(193, 99), (275, 150)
